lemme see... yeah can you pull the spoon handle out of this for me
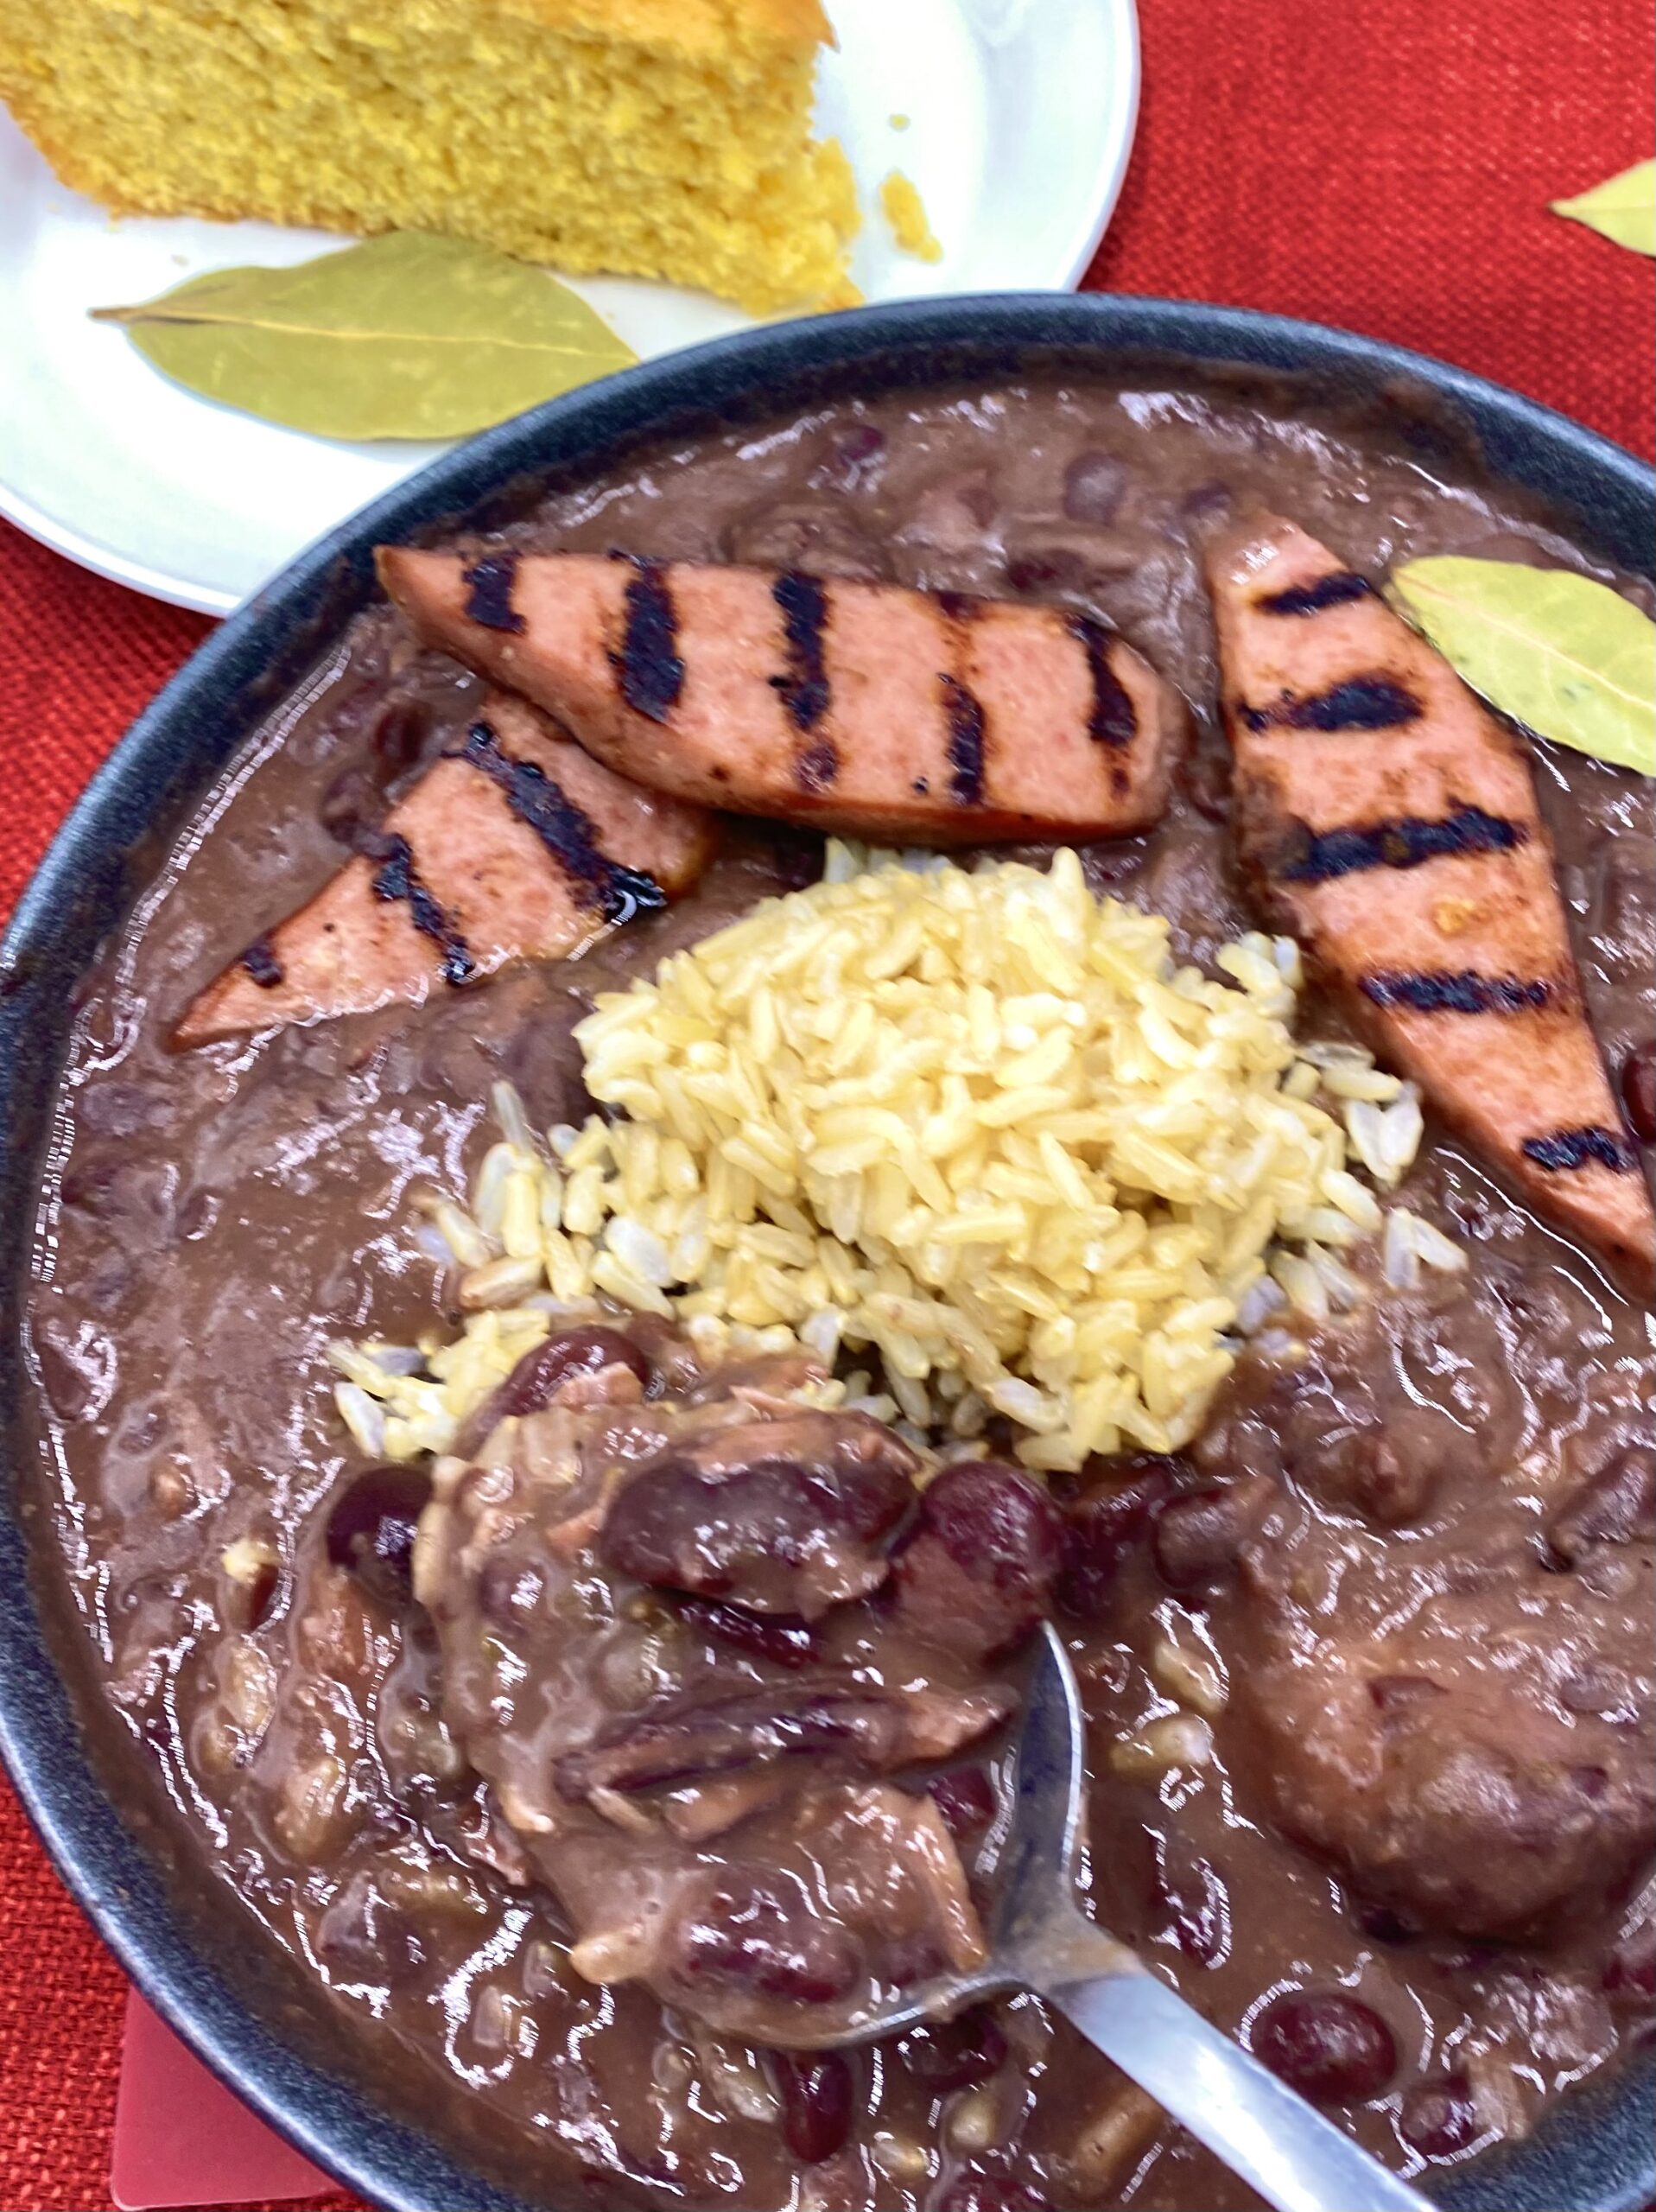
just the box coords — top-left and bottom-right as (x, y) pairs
(1044, 1958), (1431, 2212)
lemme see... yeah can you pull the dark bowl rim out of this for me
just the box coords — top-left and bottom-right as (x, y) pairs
(1, 290), (1652, 2212)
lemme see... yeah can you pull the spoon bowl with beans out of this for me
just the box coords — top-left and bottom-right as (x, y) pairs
(804, 1625), (1432, 2212)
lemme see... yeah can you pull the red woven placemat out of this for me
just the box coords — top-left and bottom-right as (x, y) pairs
(2, 1), (1652, 2205)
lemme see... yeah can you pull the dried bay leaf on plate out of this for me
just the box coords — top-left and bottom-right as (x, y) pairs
(1550, 158), (1656, 256)
(1387, 556), (1656, 778)
(92, 232), (638, 442)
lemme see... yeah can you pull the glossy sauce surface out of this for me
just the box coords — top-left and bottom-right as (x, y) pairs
(22, 378), (1655, 2210)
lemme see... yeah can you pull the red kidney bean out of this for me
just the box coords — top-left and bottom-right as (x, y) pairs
(600, 1433), (913, 1618)
(1545, 1446), (1656, 1567)
(680, 1598), (820, 1668)
(325, 1465), (433, 1605)
(928, 1764), (998, 1841)
(1249, 1989), (1397, 2105)
(1057, 1454), (1186, 1618)
(677, 1876), (860, 2007)
(1399, 2074), (1479, 2158)
(1152, 1475), (1275, 1591)
(896, 2008), (1007, 2093)
(502, 1325), (648, 1409)
(454, 1326), (649, 1454)
(773, 2050), (855, 2164)
(889, 1460), (1063, 1661)
(1620, 1039), (1656, 1144)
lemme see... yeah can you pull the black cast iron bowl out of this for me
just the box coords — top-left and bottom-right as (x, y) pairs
(1, 295), (1652, 2212)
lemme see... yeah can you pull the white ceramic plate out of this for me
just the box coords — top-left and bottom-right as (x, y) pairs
(0, 0), (1139, 616)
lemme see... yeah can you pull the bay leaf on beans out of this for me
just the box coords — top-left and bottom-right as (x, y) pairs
(1550, 158), (1656, 256)
(92, 232), (638, 442)
(1386, 556), (1656, 777)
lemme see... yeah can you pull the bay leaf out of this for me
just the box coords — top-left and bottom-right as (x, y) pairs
(1550, 158), (1656, 256)
(1386, 556), (1655, 777)
(92, 232), (638, 442)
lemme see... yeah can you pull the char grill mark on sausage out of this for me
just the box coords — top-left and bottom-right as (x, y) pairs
(1360, 970), (1556, 1016)
(610, 554), (685, 724)
(940, 673), (987, 808)
(931, 589), (989, 808)
(1274, 804), (1528, 884)
(773, 572), (840, 791)
(460, 553), (527, 634)
(240, 936), (284, 988)
(772, 572), (833, 730)
(368, 832), (475, 985)
(1070, 613), (1138, 748)
(450, 722), (666, 924)
(1240, 676), (1423, 733)
(1256, 570), (1374, 617)
(1524, 1126), (1640, 1173)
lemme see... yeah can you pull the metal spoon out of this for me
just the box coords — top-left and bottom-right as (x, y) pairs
(821, 1624), (1432, 2212)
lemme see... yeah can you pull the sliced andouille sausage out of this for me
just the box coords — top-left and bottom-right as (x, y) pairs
(1208, 516), (1654, 1284)
(172, 693), (714, 1047)
(375, 546), (1182, 844)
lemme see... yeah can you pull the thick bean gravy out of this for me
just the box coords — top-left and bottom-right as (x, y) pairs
(22, 377), (1655, 2211)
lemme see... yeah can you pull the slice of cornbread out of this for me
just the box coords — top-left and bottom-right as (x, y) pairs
(0, 0), (860, 313)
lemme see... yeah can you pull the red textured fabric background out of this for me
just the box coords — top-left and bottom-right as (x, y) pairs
(1, 1), (1652, 2206)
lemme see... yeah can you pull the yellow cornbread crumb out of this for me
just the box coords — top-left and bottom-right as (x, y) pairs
(880, 168), (942, 263)
(0, 0), (861, 314)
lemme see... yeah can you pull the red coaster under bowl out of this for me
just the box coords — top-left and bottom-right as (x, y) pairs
(111, 1990), (333, 2210)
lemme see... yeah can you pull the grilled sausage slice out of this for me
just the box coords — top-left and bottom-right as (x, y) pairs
(1208, 516), (1654, 1284)
(375, 547), (1182, 844)
(172, 694), (714, 1047)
